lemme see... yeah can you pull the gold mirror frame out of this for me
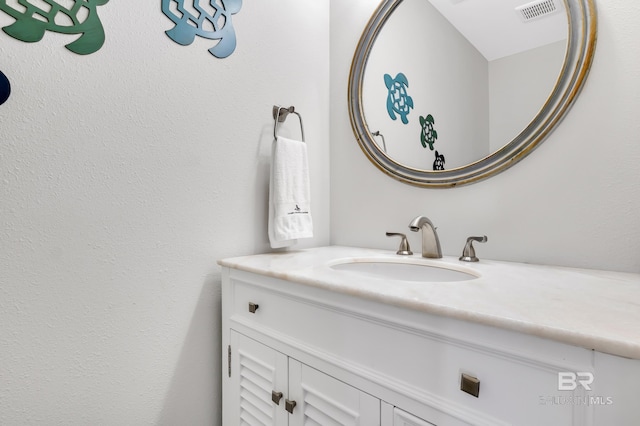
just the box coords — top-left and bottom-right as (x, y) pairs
(348, 0), (597, 188)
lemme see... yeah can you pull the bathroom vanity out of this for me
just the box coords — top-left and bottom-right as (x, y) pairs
(220, 246), (640, 425)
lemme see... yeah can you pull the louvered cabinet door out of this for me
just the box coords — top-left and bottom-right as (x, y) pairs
(288, 359), (381, 425)
(228, 331), (289, 426)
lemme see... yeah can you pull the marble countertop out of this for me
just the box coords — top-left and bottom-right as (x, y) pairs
(219, 246), (640, 359)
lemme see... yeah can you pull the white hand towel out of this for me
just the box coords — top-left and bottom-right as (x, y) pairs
(268, 136), (313, 248)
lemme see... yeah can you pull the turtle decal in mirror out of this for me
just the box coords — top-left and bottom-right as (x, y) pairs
(433, 150), (445, 171)
(0, 0), (110, 55)
(384, 73), (413, 124)
(419, 114), (438, 150)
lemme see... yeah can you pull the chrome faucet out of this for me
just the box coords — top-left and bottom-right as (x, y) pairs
(409, 215), (442, 259)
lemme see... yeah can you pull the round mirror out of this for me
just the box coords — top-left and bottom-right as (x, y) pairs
(349, 0), (597, 187)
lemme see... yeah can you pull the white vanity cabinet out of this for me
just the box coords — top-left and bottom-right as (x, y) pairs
(221, 263), (637, 426)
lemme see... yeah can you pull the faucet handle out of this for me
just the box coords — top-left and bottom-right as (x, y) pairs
(386, 232), (413, 256)
(459, 236), (488, 262)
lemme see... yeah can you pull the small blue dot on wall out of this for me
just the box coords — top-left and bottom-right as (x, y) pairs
(0, 71), (10, 105)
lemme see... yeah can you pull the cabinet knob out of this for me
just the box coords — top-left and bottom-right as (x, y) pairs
(285, 399), (297, 414)
(271, 391), (283, 405)
(461, 373), (480, 398)
(248, 302), (259, 313)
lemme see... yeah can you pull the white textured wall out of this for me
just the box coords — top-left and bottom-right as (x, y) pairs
(0, 1), (329, 424)
(331, 0), (640, 273)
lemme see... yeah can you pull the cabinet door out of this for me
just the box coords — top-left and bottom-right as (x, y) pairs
(288, 359), (381, 425)
(394, 407), (436, 426)
(227, 331), (289, 426)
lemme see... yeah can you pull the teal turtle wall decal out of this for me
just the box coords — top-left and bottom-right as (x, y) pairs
(162, 0), (242, 59)
(384, 73), (413, 124)
(0, 0), (110, 55)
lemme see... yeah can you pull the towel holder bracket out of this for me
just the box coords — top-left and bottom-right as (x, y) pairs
(273, 105), (305, 142)
(273, 105), (295, 122)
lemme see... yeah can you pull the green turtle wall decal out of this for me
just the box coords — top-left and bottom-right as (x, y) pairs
(0, 0), (110, 55)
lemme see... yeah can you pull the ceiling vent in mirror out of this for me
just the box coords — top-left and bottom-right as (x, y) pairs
(516, 0), (560, 22)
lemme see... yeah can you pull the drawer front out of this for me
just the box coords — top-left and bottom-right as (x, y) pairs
(229, 277), (294, 332)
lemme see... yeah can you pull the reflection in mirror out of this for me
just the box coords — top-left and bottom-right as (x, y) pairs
(349, 0), (597, 187)
(363, 0), (567, 170)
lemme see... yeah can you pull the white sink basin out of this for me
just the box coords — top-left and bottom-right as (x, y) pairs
(329, 258), (478, 282)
